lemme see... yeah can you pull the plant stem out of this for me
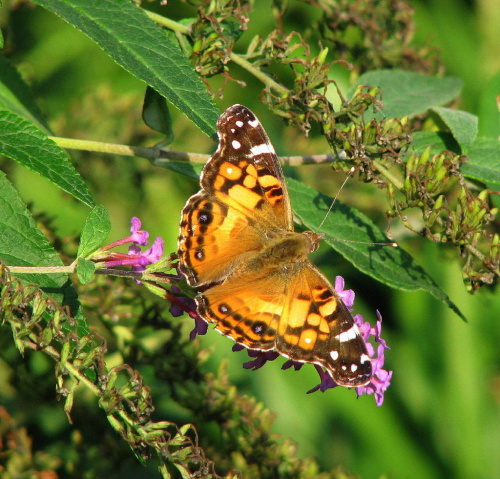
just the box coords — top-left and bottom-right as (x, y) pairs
(7, 264), (76, 274)
(229, 52), (289, 95)
(146, 10), (189, 34)
(373, 160), (404, 190)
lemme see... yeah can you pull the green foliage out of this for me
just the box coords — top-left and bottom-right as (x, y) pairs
(0, 0), (499, 478)
(0, 110), (94, 207)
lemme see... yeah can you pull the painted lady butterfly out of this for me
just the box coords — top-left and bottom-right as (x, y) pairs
(178, 105), (372, 387)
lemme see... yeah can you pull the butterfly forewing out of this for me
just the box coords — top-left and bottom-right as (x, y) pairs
(178, 104), (373, 388)
(202, 104), (293, 231)
(178, 190), (266, 286)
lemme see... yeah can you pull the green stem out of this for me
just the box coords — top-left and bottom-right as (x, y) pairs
(52, 136), (336, 166)
(145, 10), (189, 34)
(51, 137), (211, 164)
(44, 345), (101, 395)
(51, 137), (159, 160)
(7, 264), (76, 274)
(373, 160), (404, 190)
(229, 52), (289, 95)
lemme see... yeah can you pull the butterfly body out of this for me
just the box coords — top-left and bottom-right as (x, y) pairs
(178, 104), (372, 387)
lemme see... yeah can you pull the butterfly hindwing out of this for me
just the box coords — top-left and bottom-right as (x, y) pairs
(278, 262), (372, 386)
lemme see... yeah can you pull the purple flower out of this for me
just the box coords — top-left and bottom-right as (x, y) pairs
(307, 365), (337, 393)
(167, 286), (208, 339)
(131, 237), (164, 271)
(282, 360), (304, 372)
(236, 348), (279, 370)
(99, 217), (150, 253)
(189, 315), (209, 340)
(354, 311), (392, 406)
(91, 217), (165, 284)
(335, 276), (355, 309)
(129, 217), (149, 246)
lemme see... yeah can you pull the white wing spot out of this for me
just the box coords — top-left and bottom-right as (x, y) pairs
(232, 140), (241, 150)
(351, 364), (358, 372)
(235, 120), (244, 127)
(304, 337), (312, 344)
(230, 128), (236, 133)
(248, 118), (259, 128)
(250, 143), (275, 156)
(341, 365), (347, 371)
(226, 167), (233, 175)
(360, 354), (370, 364)
(335, 324), (360, 343)
(330, 350), (339, 361)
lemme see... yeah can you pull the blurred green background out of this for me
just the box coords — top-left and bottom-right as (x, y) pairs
(1, 1), (499, 478)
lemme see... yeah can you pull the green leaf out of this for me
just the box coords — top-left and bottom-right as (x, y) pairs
(409, 133), (500, 185)
(350, 70), (463, 119)
(462, 137), (500, 184)
(478, 70), (500, 138)
(142, 86), (174, 142)
(33, 0), (219, 137)
(78, 204), (111, 258)
(0, 171), (66, 288)
(76, 258), (96, 284)
(161, 160), (204, 180)
(0, 110), (95, 207)
(430, 107), (478, 152)
(0, 54), (51, 132)
(287, 178), (466, 321)
(408, 131), (460, 156)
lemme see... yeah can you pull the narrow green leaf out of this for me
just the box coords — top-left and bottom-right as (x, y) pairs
(142, 86), (174, 142)
(0, 110), (95, 207)
(287, 178), (466, 321)
(33, 0), (219, 137)
(0, 171), (66, 288)
(0, 54), (51, 132)
(350, 70), (463, 119)
(430, 107), (478, 152)
(76, 258), (96, 284)
(78, 204), (111, 258)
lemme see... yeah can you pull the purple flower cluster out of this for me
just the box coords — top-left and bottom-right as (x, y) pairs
(93, 217), (164, 283)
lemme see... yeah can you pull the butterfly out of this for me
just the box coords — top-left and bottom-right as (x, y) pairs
(178, 104), (372, 387)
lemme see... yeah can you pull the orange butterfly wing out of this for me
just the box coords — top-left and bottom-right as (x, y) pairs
(178, 104), (292, 287)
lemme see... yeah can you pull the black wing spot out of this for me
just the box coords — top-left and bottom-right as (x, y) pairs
(197, 211), (213, 225)
(218, 303), (230, 314)
(251, 321), (268, 336)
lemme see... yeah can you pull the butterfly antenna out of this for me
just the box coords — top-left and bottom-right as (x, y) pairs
(315, 167), (356, 233)
(315, 167), (398, 248)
